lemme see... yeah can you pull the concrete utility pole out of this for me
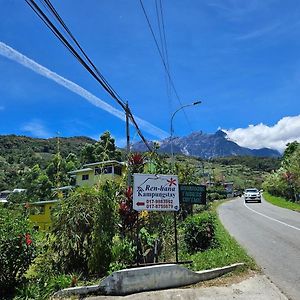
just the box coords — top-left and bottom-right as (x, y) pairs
(125, 102), (131, 187)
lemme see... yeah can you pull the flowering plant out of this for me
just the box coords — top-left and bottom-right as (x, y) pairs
(0, 207), (35, 295)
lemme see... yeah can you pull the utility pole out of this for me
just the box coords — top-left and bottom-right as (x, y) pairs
(170, 100), (201, 263)
(126, 102), (131, 187)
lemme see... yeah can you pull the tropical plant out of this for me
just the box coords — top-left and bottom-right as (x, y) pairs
(51, 182), (118, 276)
(183, 211), (218, 253)
(0, 206), (36, 296)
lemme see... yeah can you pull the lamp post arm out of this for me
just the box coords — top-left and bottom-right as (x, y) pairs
(170, 104), (192, 137)
(170, 101), (201, 172)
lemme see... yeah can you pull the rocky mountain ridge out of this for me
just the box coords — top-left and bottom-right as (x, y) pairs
(133, 130), (281, 158)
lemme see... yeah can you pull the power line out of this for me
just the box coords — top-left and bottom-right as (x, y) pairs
(155, 0), (172, 118)
(139, 0), (193, 131)
(26, 0), (152, 151)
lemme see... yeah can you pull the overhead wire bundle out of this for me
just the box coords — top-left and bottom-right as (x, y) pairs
(26, 0), (152, 151)
(139, 0), (193, 131)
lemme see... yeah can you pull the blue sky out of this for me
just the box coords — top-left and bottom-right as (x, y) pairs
(0, 0), (300, 151)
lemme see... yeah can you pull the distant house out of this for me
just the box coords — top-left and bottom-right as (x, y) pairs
(68, 160), (125, 187)
(0, 188), (27, 203)
(0, 190), (11, 203)
(206, 181), (234, 198)
(28, 200), (58, 231)
(51, 185), (74, 197)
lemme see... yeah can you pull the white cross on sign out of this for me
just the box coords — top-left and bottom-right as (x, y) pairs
(133, 173), (180, 212)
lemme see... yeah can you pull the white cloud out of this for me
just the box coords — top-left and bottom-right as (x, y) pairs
(22, 120), (51, 138)
(223, 115), (300, 153)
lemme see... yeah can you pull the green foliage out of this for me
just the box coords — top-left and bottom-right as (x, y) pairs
(109, 236), (136, 272)
(178, 163), (198, 184)
(0, 206), (36, 296)
(282, 141), (299, 162)
(14, 274), (74, 300)
(51, 183), (118, 276)
(211, 156), (280, 172)
(89, 182), (118, 275)
(183, 211), (218, 253)
(263, 142), (300, 202)
(263, 192), (300, 212)
(0, 135), (96, 190)
(180, 202), (256, 271)
(45, 154), (69, 188)
(144, 150), (172, 175)
(207, 185), (227, 201)
(22, 164), (53, 202)
(81, 131), (122, 163)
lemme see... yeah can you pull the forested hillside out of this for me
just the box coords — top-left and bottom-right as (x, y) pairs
(0, 134), (96, 190)
(0, 134), (281, 193)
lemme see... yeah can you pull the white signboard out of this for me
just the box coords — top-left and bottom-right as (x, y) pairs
(133, 173), (180, 211)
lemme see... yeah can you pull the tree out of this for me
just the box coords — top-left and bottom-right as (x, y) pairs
(263, 143), (300, 201)
(22, 164), (53, 202)
(282, 141), (299, 162)
(81, 131), (122, 164)
(81, 144), (96, 164)
(45, 154), (69, 188)
(94, 131), (122, 162)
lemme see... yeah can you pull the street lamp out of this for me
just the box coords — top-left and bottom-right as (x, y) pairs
(170, 101), (201, 172)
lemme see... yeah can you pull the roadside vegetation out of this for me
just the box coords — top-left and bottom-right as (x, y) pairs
(263, 192), (300, 212)
(0, 131), (281, 299)
(263, 141), (300, 207)
(180, 202), (256, 272)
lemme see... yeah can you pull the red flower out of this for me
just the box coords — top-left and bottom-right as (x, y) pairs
(129, 153), (144, 166)
(25, 233), (32, 246)
(125, 186), (133, 200)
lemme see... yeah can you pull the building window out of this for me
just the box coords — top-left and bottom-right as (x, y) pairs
(82, 174), (89, 181)
(94, 166), (113, 175)
(103, 166), (112, 174)
(30, 205), (45, 215)
(114, 166), (122, 176)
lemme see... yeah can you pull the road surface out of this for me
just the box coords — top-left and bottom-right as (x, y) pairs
(218, 196), (300, 300)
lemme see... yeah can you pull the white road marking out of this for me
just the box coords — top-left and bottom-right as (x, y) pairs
(244, 202), (300, 232)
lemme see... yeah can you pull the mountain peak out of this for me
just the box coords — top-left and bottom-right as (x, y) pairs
(214, 130), (227, 137)
(132, 130), (280, 158)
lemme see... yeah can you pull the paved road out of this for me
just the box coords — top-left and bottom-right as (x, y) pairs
(218, 197), (300, 300)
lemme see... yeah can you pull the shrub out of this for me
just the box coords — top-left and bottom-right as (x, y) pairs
(0, 206), (36, 296)
(183, 211), (218, 253)
(14, 274), (73, 300)
(109, 236), (136, 272)
(51, 182), (118, 276)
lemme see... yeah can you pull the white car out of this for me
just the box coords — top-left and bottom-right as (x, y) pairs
(244, 188), (261, 203)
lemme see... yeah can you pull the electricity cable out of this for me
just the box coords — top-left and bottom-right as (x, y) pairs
(139, 0), (193, 131)
(26, 0), (152, 151)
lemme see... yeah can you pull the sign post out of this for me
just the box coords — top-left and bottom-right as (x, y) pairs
(133, 173), (180, 263)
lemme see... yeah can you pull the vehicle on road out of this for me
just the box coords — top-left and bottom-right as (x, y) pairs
(233, 190), (243, 197)
(244, 188), (261, 203)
